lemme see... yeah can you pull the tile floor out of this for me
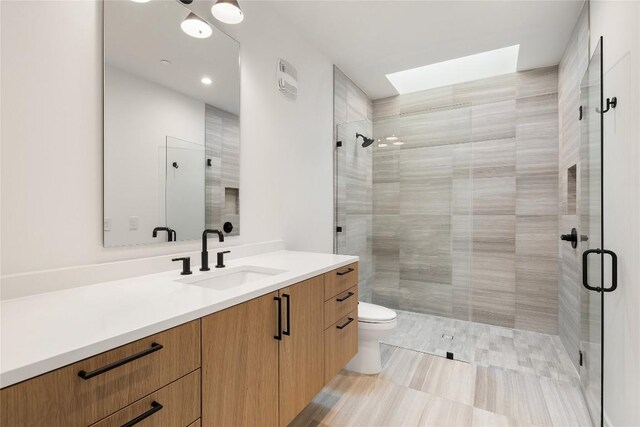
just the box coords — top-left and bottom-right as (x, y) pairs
(381, 310), (579, 384)
(291, 311), (593, 427)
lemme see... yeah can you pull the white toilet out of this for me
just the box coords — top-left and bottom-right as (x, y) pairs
(345, 301), (397, 375)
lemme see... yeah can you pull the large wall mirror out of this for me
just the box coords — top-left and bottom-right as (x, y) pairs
(103, 0), (240, 247)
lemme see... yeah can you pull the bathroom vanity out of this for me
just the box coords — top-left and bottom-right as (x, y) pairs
(0, 253), (359, 427)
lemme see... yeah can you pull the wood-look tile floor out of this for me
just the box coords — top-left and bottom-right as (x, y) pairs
(290, 344), (593, 427)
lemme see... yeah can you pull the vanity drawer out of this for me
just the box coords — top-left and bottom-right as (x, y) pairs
(1, 320), (200, 427)
(324, 263), (358, 301)
(324, 286), (358, 328)
(324, 310), (358, 383)
(90, 370), (200, 427)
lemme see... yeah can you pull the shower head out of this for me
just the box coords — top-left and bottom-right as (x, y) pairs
(356, 133), (374, 148)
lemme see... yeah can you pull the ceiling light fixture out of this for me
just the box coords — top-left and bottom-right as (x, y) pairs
(211, 0), (244, 24)
(386, 44), (520, 94)
(378, 143), (388, 148)
(181, 12), (213, 39)
(386, 135), (399, 141)
(393, 141), (405, 146)
(130, 0), (151, 3)
(201, 77), (213, 85)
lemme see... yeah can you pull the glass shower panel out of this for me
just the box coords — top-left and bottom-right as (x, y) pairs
(366, 104), (472, 361)
(335, 120), (373, 301)
(579, 37), (604, 426)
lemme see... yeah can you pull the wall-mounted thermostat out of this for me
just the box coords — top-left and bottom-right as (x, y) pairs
(277, 59), (298, 100)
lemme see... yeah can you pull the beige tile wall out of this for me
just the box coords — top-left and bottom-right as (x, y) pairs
(557, 5), (589, 369)
(371, 66), (561, 334)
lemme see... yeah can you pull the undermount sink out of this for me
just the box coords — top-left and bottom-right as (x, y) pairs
(177, 265), (286, 290)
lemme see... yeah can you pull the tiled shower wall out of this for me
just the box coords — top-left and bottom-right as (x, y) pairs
(558, 4), (589, 369)
(334, 67), (374, 300)
(205, 104), (240, 235)
(371, 66), (561, 334)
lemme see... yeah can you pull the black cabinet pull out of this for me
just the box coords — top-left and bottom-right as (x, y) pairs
(283, 294), (291, 336)
(78, 343), (163, 380)
(336, 317), (354, 330)
(336, 291), (354, 302)
(336, 267), (354, 276)
(122, 401), (163, 427)
(274, 297), (282, 340)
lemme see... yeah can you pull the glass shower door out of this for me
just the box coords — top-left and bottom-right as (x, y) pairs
(579, 36), (618, 427)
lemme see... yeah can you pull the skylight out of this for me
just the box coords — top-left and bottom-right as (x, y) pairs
(386, 45), (520, 95)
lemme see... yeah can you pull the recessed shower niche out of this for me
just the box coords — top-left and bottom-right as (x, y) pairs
(567, 164), (577, 215)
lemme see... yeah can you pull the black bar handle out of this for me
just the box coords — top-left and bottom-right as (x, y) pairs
(78, 343), (163, 380)
(122, 401), (163, 427)
(274, 297), (282, 340)
(582, 249), (602, 292)
(336, 317), (354, 330)
(336, 291), (355, 302)
(283, 294), (291, 336)
(337, 267), (354, 276)
(602, 249), (618, 292)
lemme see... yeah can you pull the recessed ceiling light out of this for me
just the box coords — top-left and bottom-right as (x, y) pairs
(181, 12), (213, 39)
(160, 59), (171, 65)
(386, 135), (398, 141)
(393, 141), (405, 146)
(211, 0), (244, 24)
(201, 77), (213, 85)
(378, 143), (388, 148)
(130, 0), (151, 3)
(386, 44), (520, 94)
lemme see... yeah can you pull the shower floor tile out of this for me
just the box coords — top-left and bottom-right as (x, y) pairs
(380, 310), (579, 384)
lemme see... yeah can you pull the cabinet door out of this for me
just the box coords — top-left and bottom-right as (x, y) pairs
(278, 276), (325, 427)
(201, 292), (279, 427)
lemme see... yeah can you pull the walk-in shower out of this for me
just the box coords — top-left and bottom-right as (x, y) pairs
(335, 66), (564, 364)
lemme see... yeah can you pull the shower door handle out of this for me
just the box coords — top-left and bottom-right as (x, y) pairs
(582, 248), (618, 292)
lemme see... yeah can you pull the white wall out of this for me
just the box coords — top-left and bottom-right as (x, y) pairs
(104, 65), (205, 246)
(0, 1), (334, 276)
(589, 1), (640, 426)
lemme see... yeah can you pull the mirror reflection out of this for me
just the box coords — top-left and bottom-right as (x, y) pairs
(103, 0), (240, 247)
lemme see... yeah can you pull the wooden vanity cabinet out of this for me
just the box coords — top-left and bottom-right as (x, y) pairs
(0, 320), (200, 427)
(201, 291), (279, 427)
(323, 264), (359, 384)
(200, 276), (325, 427)
(277, 276), (325, 427)
(1, 262), (358, 427)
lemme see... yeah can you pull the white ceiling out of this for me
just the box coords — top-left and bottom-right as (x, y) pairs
(105, 0), (240, 115)
(268, 0), (585, 99)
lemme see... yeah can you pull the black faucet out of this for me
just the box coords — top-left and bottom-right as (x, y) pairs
(152, 227), (176, 242)
(201, 229), (224, 271)
(172, 257), (192, 275)
(216, 250), (231, 268)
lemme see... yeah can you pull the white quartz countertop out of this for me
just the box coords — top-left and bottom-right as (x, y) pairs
(0, 250), (358, 388)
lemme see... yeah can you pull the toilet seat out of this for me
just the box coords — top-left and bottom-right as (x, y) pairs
(358, 302), (397, 324)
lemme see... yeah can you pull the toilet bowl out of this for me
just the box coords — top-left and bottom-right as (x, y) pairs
(345, 302), (397, 375)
